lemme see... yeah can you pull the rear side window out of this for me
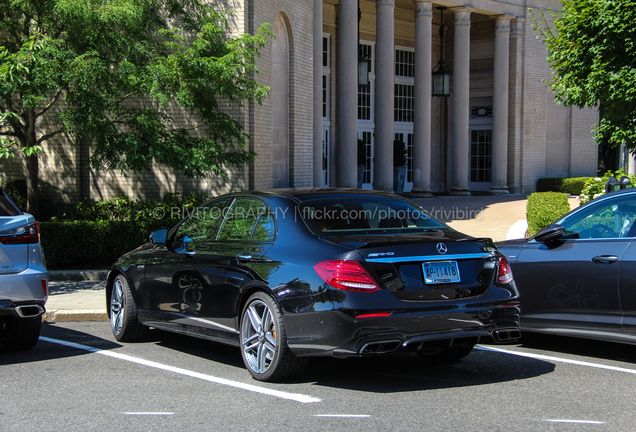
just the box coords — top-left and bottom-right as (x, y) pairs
(0, 191), (22, 216)
(217, 198), (266, 241)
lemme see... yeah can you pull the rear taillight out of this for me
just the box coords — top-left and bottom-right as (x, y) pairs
(41, 279), (48, 297)
(314, 260), (380, 293)
(0, 221), (40, 245)
(497, 254), (513, 284)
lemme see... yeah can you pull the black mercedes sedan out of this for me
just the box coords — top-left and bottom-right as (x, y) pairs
(497, 188), (636, 345)
(106, 189), (520, 381)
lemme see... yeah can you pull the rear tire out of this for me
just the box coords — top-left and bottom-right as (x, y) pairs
(416, 343), (474, 363)
(109, 274), (148, 342)
(240, 292), (307, 382)
(0, 317), (42, 351)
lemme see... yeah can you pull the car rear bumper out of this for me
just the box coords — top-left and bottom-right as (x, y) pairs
(285, 303), (520, 358)
(0, 267), (48, 303)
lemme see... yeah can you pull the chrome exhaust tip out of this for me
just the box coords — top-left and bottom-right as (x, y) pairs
(359, 340), (402, 355)
(15, 304), (45, 318)
(492, 328), (521, 343)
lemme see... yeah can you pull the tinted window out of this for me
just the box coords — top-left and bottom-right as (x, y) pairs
(175, 199), (229, 242)
(299, 196), (448, 235)
(252, 210), (275, 241)
(560, 195), (636, 238)
(217, 198), (265, 241)
(0, 191), (21, 216)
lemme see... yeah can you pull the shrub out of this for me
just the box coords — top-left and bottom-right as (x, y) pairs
(393, 139), (407, 167)
(40, 219), (179, 269)
(63, 192), (208, 221)
(536, 177), (592, 196)
(526, 192), (572, 237)
(580, 169), (636, 204)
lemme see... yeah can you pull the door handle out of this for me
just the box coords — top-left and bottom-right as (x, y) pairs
(592, 255), (618, 264)
(237, 253), (252, 262)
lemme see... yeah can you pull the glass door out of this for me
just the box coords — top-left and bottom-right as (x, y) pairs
(468, 126), (493, 192)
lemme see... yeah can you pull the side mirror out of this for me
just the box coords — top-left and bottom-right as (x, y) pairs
(533, 224), (565, 243)
(150, 228), (169, 244)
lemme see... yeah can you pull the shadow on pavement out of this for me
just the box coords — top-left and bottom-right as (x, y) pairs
(147, 329), (556, 392)
(1, 323), (572, 394)
(0, 322), (121, 365)
(48, 280), (105, 295)
(520, 333), (636, 366)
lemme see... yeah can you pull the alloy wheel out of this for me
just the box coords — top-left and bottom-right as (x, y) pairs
(110, 278), (124, 336)
(241, 299), (276, 374)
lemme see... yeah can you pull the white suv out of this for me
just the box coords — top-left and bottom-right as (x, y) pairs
(0, 188), (48, 350)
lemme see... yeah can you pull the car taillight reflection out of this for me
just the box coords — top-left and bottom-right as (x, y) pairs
(0, 222), (41, 245)
(314, 260), (381, 293)
(497, 254), (514, 284)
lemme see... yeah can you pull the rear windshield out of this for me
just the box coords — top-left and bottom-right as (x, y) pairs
(299, 196), (448, 235)
(0, 191), (21, 217)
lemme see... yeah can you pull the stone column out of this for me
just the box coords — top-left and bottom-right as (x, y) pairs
(313, 0), (324, 187)
(508, 18), (525, 193)
(490, 15), (514, 195)
(450, 7), (473, 196)
(374, 0), (395, 192)
(411, 0), (434, 198)
(337, 0), (358, 188)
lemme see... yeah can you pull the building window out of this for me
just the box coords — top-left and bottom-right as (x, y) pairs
(471, 106), (493, 119)
(395, 48), (415, 78)
(358, 44), (373, 121)
(394, 84), (414, 123)
(394, 47), (414, 123)
(323, 36), (330, 68)
(322, 75), (329, 119)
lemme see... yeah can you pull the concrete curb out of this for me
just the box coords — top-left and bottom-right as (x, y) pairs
(43, 310), (109, 322)
(49, 270), (109, 281)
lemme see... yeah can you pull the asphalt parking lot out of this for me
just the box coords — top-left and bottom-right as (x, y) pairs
(2, 321), (635, 431)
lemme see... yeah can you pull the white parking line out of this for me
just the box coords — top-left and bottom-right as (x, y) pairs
(314, 415), (371, 418)
(545, 419), (604, 424)
(40, 337), (321, 404)
(477, 345), (636, 375)
(124, 412), (175, 416)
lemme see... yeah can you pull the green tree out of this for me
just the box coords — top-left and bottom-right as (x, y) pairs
(0, 0), (271, 218)
(533, 1), (636, 150)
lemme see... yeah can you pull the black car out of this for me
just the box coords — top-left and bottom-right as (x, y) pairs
(497, 188), (636, 345)
(107, 189), (520, 381)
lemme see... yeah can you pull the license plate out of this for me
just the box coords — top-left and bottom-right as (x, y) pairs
(423, 261), (461, 284)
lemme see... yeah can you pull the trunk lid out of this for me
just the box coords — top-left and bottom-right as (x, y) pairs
(325, 231), (498, 301)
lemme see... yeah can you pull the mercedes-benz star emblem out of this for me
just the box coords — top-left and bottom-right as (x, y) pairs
(436, 242), (448, 254)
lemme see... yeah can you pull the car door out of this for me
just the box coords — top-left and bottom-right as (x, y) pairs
(186, 197), (275, 341)
(514, 195), (633, 334)
(141, 198), (229, 327)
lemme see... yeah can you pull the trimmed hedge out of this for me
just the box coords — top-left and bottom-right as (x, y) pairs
(41, 219), (178, 268)
(536, 177), (592, 196)
(526, 192), (571, 237)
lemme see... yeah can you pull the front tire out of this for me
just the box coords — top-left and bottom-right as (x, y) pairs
(240, 292), (306, 382)
(110, 274), (148, 342)
(0, 317), (42, 351)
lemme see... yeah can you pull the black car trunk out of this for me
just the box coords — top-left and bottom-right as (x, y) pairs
(325, 231), (498, 301)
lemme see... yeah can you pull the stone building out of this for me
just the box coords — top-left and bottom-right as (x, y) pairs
(0, 0), (599, 204)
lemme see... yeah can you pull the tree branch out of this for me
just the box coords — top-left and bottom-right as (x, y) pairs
(36, 127), (65, 145)
(116, 92), (136, 104)
(35, 89), (64, 117)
